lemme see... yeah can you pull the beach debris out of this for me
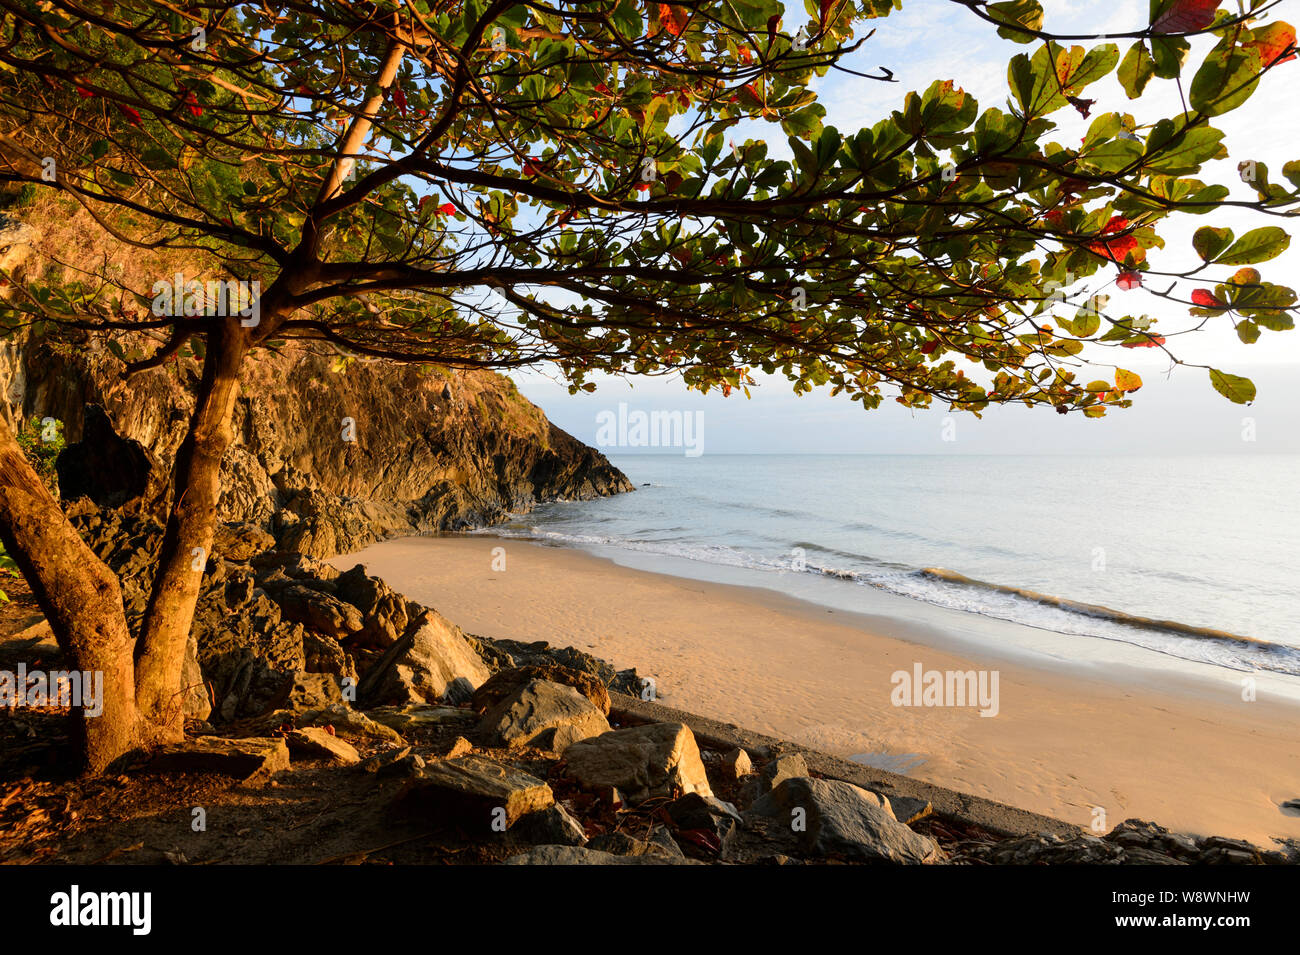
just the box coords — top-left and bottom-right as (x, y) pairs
(564, 721), (713, 804)
(476, 679), (611, 752)
(749, 776), (944, 865)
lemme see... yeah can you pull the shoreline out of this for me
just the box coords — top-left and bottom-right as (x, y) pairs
(332, 535), (1300, 845)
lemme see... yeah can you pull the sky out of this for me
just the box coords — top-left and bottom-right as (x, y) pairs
(510, 0), (1300, 455)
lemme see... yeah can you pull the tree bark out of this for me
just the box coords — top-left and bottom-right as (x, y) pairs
(133, 323), (249, 740)
(0, 417), (138, 772)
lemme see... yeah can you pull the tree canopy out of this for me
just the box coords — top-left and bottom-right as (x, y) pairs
(0, 0), (1295, 416)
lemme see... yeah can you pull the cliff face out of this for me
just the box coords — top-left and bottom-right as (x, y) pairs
(0, 334), (632, 555)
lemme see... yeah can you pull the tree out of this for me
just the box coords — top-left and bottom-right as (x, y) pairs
(0, 0), (1295, 770)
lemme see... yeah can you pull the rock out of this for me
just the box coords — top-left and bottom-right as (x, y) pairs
(366, 705), (476, 735)
(268, 584), (364, 641)
(287, 703), (404, 744)
(721, 747), (754, 779)
(563, 722), (713, 804)
(442, 677), (475, 705)
(470, 635), (641, 698)
(509, 804), (588, 847)
(503, 845), (697, 866)
(333, 565), (410, 649)
(664, 791), (743, 841)
(394, 755), (554, 830)
(149, 736), (289, 784)
(444, 736), (474, 759)
(477, 679), (611, 752)
(359, 745), (418, 776)
(358, 610), (491, 706)
(213, 522), (276, 562)
(54, 404), (150, 508)
(285, 726), (360, 765)
(750, 777), (942, 865)
(471, 665), (611, 716)
(758, 752), (807, 796)
(888, 796), (933, 826)
(267, 671), (346, 713)
(588, 825), (685, 860)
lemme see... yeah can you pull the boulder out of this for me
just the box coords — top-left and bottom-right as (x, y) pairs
(750, 776), (942, 864)
(269, 584), (364, 641)
(286, 727), (361, 766)
(213, 522), (277, 562)
(358, 610), (491, 706)
(509, 804), (588, 847)
(471, 664), (611, 716)
(333, 565), (411, 649)
(587, 825), (685, 860)
(722, 747), (754, 779)
(267, 670), (346, 713)
(477, 679), (611, 752)
(149, 736), (289, 783)
(394, 755), (554, 830)
(563, 722), (712, 804)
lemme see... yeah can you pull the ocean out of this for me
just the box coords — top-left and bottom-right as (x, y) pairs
(485, 453), (1300, 677)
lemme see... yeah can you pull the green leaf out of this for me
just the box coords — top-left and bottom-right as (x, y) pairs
(1189, 42), (1263, 117)
(1118, 42), (1157, 98)
(1235, 320), (1260, 344)
(1208, 368), (1256, 404)
(987, 0), (1044, 44)
(1218, 227), (1290, 265)
(1192, 225), (1233, 261)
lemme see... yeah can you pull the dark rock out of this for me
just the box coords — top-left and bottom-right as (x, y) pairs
(750, 776), (943, 864)
(393, 755), (554, 831)
(149, 736), (289, 784)
(509, 804), (588, 847)
(588, 825), (685, 860)
(55, 403), (149, 508)
(503, 845), (696, 865)
(286, 727), (360, 765)
(267, 584), (364, 641)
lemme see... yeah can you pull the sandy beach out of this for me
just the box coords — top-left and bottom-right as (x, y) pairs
(333, 535), (1300, 846)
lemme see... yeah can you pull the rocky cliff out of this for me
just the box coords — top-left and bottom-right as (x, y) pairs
(0, 332), (632, 554)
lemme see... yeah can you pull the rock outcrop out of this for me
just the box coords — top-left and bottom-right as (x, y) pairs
(0, 332), (632, 555)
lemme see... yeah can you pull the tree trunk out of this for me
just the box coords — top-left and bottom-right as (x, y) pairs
(0, 417), (138, 772)
(133, 323), (249, 740)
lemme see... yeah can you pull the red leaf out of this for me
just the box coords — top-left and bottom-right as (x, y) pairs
(392, 86), (408, 117)
(766, 14), (781, 51)
(115, 102), (142, 126)
(1121, 336), (1167, 348)
(1152, 0), (1218, 35)
(658, 4), (688, 37)
(76, 84), (95, 99)
(920, 339), (940, 354)
(437, 202), (455, 215)
(1245, 22), (1297, 65)
(819, 0), (835, 30)
(1191, 288), (1226, 308)
(1086, 216), (1144, 265)
(183, 90), (202, 117)
(1116, 271), (1142, 291)
(523, 156), (540, 176)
